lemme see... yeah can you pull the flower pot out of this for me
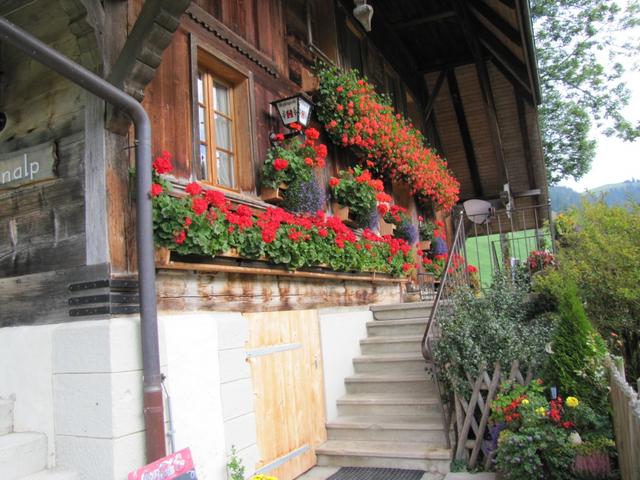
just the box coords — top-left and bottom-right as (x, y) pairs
(418, 240), (431, 251)
(262, 183), (288, 204)
(155, 247), (171, 266)
(332, 202), (356, 227)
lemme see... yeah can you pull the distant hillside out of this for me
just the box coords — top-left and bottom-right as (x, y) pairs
(550, 179), (640, 212)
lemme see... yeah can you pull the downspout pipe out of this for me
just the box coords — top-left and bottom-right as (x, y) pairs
(0, 17), (166, 462)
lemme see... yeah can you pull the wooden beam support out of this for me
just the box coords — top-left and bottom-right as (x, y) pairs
(419, 56), (475, 74)
(108, 0), (191, 101)
(392, 11), (457, 30)
(515, 92), (537, 191)
(475, 20), (530, 94)
(497, 0), (516, 8)
(453, 0), (510, 187)
(468, 1), (521, 46)
(489, 58), (534, 105)
(424, 69), (447, 125)
(447, 70), (483, 198)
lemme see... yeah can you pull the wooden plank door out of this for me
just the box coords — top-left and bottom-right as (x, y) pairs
(244, 309), (327, 480)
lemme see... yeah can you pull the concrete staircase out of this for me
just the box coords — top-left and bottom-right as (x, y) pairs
(0, 399), (78, 480)
(316, 302), (452, 478)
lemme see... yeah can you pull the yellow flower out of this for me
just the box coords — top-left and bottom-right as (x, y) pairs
(536, 407), (547, 416)
(566, 396), (580, 408)
(521, 399), (530, 405)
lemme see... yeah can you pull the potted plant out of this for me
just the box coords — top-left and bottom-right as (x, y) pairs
(329, 166), (383, 229)
(261, 125), (327, 204)
(418, 216), (435, 250)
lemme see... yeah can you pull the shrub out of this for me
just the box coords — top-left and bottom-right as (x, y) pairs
(536, 277), (610, 417)
(433, 271), (553, 394)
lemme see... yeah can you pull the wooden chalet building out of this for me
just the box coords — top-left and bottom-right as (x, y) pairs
(0, 0), (547, 479)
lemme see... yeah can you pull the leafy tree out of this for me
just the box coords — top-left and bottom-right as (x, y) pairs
(545, 200), (640, 380)
(532, 0), (640, 184)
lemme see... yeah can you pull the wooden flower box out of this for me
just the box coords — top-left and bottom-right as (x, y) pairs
(261, 183), (288, 204)
(155, 247), (171, 266)
(418, 240), (431, 251)
(332, 202), (356, 227)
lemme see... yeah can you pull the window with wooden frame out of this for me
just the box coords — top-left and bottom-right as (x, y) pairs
(194, 49), (254, 192)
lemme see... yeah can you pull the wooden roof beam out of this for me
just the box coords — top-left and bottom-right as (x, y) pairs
(497, 0), (516, 8)
(475, 20), (531, 95)
(452, 0), (510, 187)
(468, 1), (521, 46)
(447, 70), (484, 198)
(424, 69), (447, 125)
(489, 57), (534, 105)
(392, 11), (457, 30)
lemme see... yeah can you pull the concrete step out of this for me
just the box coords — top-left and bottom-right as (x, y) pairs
(336, 394), (442, 417)
(0, 433), (47, 480)
(18, 469), (80, 480)
(360, 335), (423, 354)
(326, 415), (449, 445)
(316, 440), (451, 473)
(353, 354), (427, 374)
(0, 398), (14, 435)
(345, 374), (436, 395)
(370, 302), (434, 321)
(366, 319), (427, 337)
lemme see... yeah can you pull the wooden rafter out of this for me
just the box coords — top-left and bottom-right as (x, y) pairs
(475, 20), (530, 95)
(496, 0), (516, 8)
(452, 0), (510, 188)
(392, 11), (456, 30)
(468, 1), (521, 46)
(489, 58), (534, 105)
(424, 69), (447, 125)
(447, 70), (483, 198)
(515, 93), (537, 191)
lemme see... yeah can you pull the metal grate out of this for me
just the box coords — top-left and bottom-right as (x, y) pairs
(327, 467), (425, 480)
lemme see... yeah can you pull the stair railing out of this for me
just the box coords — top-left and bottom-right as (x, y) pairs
(421, 210), (468, 449)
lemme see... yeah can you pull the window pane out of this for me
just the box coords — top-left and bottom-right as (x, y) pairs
(214, 83), (230, 115)
(197, 73), (204, 103)
(215, 114), (233, 151)
(199, 144), (209, 181)
(198, 106), (207, 141)
(216, 150), (234, 187)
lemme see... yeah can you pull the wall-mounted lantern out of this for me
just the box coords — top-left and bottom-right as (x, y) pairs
(271, 94), (314, 130)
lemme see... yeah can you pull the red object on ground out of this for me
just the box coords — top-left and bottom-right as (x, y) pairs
(128, 448), (197, 480)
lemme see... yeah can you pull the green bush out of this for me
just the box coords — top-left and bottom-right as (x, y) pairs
(553, 200), (640, 381)
(535, 277), (610, 422)
(433, 271), (553, 395)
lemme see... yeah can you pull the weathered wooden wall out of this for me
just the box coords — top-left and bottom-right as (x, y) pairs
(156, 270), (402, 312)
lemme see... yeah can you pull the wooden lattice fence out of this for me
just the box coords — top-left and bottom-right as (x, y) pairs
(608, 359), (640, 480)
(453, 360), (534, 469)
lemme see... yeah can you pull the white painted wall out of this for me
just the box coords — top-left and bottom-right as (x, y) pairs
(318, 306), (371, 422)
(0, 324), (57, 466)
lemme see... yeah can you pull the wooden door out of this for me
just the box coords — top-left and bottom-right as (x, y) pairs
(244, 309), (327, 480)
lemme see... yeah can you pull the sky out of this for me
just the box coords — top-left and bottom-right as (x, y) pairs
(558, 69), (640, 192)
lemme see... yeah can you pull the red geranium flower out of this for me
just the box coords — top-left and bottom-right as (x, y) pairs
(185, 182), (202, 196)
(273, 158), (289, 171)
(273, 133), (285, 142)
(304, 157), (314, 166)
(329, 177), (340, 188)
(152, 151), (173, 174)
(192, 198), (208, 215)
(174, 230), (186, 244)
(305, 128), (320, 140)
(288, 122), (302, 131)
(150, 183), (163, 197)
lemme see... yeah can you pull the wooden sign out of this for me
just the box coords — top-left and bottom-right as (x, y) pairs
(128, 448), (197, 480)
(0, 142), (58, 189)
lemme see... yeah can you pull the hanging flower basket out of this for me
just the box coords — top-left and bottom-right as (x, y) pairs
(261, 183), (288, 204)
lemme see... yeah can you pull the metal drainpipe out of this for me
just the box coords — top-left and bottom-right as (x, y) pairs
(0, 17), (166, 462)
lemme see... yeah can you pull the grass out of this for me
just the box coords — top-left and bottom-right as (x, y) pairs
(465, 228), (552, 287)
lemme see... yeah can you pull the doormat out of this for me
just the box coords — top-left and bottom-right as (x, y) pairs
(327, 467), (425, 480)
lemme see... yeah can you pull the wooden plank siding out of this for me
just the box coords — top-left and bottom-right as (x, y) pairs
(155, 270), (402, 313)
